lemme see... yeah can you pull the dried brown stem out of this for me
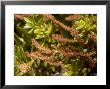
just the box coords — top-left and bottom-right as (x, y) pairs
(88, 34), (97, 42)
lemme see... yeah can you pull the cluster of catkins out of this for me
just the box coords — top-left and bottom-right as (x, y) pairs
(15, 14), (97, 76)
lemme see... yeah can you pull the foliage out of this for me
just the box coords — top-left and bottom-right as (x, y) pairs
(14, 14), (97, 76)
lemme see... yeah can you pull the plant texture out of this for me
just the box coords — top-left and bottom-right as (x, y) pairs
(14, 14), (97, 76)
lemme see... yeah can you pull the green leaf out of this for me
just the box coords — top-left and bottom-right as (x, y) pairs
(64, 64), (73, 70)
(28, 28), (34, 34)
(35, 34), (45, 39)
(24, 17), (33, 24)
(43, 62), (47, 67)
(45, 24), (52, 35)
(24, 23), (33, 29)
(24, 17), (35, 29)
(34, 28), (40, 34)
(29, 68), (35, 76)
(14, 33), (25, 45)
(37, 59), (40, 66)
(51, 66), (55, 72)
(90, 24), (96, 30)
(64, 71), (73, 76)
(46, 72), (49, 76)
(17, 46), (21, 57)
(16, 27), (27, 35)
(75, 20), (85, 30)
(82, 68), (87, 73)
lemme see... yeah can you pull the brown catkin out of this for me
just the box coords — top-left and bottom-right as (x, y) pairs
(44, 14), (89, 46)
(18, 63), (29, 73)
(88, 34), (97, 42)
(58, 45), (81, 53)
(58, 46), (96, 69)
(86, 57), (97, 69)
(25, 51), (52, 61)
(52, 34), (70, 43)
(65, 14), (82, 21)
(32, 39), (52, 54)
(25, 51), (65, 69)
(44, 14), (79, 36)
(74, 36), (85, 45)
(14, 14), (32, 20)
